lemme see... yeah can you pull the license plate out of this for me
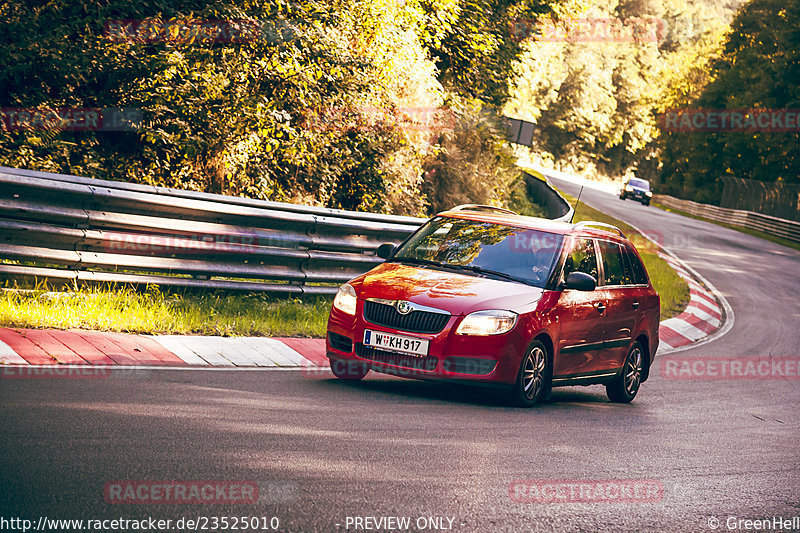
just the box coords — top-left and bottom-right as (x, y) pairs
(363, 330), (429, 357)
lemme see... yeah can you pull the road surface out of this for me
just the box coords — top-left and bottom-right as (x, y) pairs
(1, 179), (799, 532)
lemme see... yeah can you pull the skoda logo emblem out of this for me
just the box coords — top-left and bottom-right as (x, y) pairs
(396, 301), (412, 315)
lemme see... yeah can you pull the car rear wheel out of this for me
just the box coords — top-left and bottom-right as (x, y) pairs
(330, 359), (369, 380)
(606, 342), (643, 403)
(510, 340), (550, 407)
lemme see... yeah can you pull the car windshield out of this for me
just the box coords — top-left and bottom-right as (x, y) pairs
(391, 216), (564, 287)
(629, 178), (650, 190)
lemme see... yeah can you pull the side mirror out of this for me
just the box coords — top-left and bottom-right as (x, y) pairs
(562, 271), (596, 292)
(377, 243), (396, 260)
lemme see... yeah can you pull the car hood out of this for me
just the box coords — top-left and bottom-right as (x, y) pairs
(350, 262), (545, 315)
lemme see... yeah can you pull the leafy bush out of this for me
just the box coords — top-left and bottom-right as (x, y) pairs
(504, 0), (764, 198)
(657, 0), (800, 202)
(421, 98), (519, 214)
(0, 0), (553, 215)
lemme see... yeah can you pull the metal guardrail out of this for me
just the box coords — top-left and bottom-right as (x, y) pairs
(0, 167), (572, 294)
(653, 194), (800, 244)
(0, 167), (426, 295)
(720, 176), (800, 223)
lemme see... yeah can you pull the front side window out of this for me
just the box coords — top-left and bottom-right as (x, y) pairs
(392, 217), (563, 287)
(563, 238), (598, 280)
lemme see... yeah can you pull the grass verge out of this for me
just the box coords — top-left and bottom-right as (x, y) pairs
(652, 202), (800, 252)
(556, 189), (690, 320)
(0, 283), (332, 337)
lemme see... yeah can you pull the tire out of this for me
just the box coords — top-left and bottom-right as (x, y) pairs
(642, 200), (650, 206)
(606, 341), (644, 403)
(510, 340), (551, 407)
(330, 359), (369, 380)
(619, 193), (626, 200)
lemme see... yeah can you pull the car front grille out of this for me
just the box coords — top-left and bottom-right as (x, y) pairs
(355, 343), (438, 371)
(363, 300), (450, 334)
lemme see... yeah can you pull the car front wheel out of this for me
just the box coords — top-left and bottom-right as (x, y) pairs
(510, 340), (550, 407)
(606, 342), (643, 403)
(330, 359), (370, 380)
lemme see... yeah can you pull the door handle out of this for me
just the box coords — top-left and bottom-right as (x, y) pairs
(596, 302), (606, 314)
(632, 300), (640, 310)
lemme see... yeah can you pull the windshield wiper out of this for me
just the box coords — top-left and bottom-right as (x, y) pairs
(391, 256), (443, 267)
(391, 258), (532, 284)
(449, 264), (529, 285)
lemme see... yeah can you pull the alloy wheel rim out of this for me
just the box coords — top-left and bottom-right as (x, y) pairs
(523, 346), (546, 400)
(624, 347), (642, 395)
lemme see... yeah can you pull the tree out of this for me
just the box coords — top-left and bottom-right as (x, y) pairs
(503, 0), (751, 191)
(417, 0), (559, 107)
(659, 0), (800, 202)
(0, 0), (563, 215)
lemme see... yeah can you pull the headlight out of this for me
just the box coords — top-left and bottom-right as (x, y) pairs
(645, 191), (652, 197)
(456, 310), (518, 336)
(333, 283), (357, 316)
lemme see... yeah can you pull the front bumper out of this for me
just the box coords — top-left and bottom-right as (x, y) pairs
(326, 302), (525, 385)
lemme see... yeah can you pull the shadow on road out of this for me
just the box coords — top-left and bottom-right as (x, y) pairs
(310, 374), (621, 411)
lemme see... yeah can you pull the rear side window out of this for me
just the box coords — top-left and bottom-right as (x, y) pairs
(598, 240), (630, 286)
(624, 246), (649, 285)
(563, 238), (598, 279)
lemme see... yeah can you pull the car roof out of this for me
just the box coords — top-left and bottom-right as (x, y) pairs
(437, 208), (630, 243)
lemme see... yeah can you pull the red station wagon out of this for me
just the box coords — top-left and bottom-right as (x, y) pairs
(326, 205), (660, 406)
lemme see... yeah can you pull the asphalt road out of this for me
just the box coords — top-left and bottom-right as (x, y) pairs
(2, 181), (799, 533)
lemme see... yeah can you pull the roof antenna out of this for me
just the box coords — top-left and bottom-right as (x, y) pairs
(569, 185), (584, 223)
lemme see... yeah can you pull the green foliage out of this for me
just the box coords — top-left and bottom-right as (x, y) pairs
(419, 0), (557, 106)
(0, 284), (332, 336)
(0, 0), (391, 207)
(658, 0), (800, 202)
(421, 97), (520, 214)
(504, 0), (749, 190)
(0, 0), (546, 216)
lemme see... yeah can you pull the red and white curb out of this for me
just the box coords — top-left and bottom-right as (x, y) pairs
(609, 213), (733, 355)
(0, 249), (731, 367)
(655, 251), (731, 353)
(0, 328), (327, 368)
